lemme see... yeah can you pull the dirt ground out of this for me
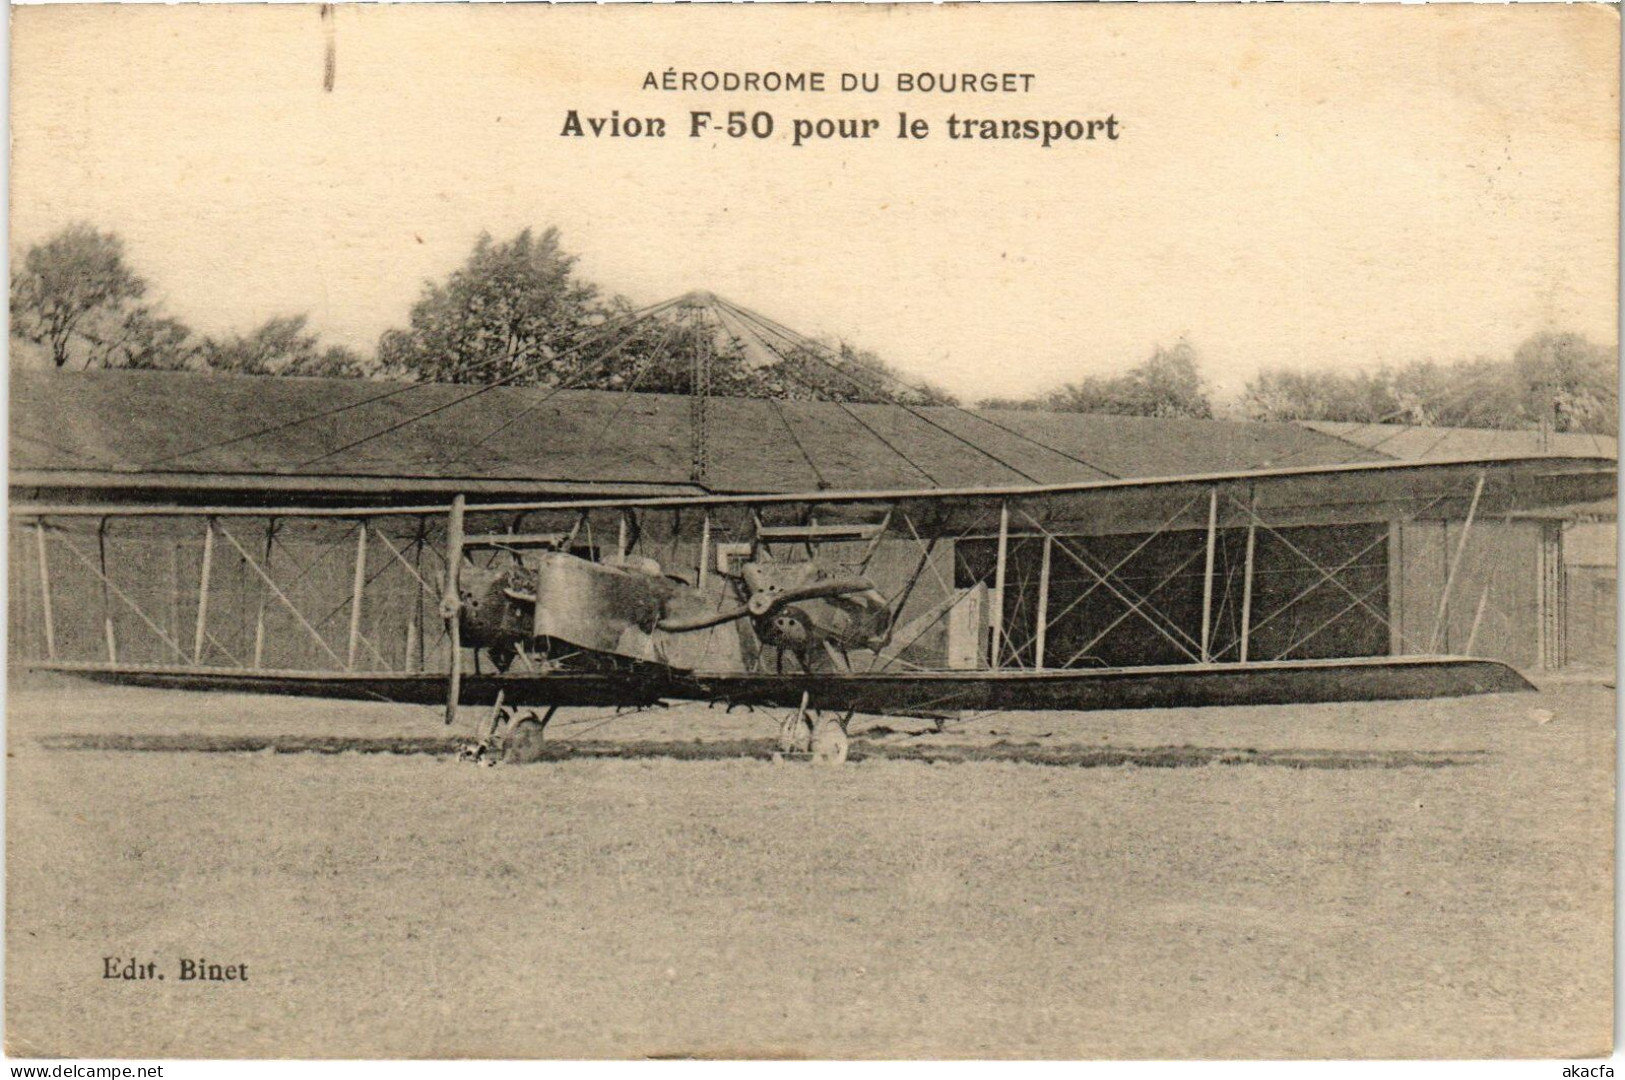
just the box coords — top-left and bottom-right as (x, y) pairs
(5, 678), (1615, 1059)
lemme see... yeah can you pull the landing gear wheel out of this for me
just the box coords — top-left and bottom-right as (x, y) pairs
(502, 713), (549, 765)
(810, 716), (849, 766)
(484, 705), (557, 766)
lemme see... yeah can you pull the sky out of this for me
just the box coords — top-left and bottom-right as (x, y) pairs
(9, 4), (1619, 403)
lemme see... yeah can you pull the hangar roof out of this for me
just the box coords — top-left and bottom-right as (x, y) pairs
(1300, 421), (1616, 463)
(12, 369), (1386, 500)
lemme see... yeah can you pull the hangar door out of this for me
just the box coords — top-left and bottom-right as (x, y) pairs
(958, 522), (1391, 670)
(1390, 519), (1548, 670)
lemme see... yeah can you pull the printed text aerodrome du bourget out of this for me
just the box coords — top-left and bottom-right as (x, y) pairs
(558, 70), (1122, 149)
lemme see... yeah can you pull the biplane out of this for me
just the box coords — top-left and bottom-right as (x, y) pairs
(15, 453), (1615, 763)
(11, 292), (1617, 761)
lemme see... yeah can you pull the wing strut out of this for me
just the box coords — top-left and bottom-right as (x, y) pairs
(442, 495), (466, 725)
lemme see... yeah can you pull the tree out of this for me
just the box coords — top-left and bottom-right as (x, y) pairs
(293, 344), (373, 379)
(1094, 341), (1211, 418)
(89, 308), (199, 371)
(1512, 331), (1617, 436)
(838, 344), (959, 406)
(374, 229), (951, 400)
(202, 314), (372, 378)
(1241, 334), (1617, 436)
(377, 227), (599, 385)
(11, 224), (150, 368)
(755, 340), (960, 405)
(1420, 357), (1526, 430)
(1239, 366), (1402, 424)
(984, 341), (1211, 418)
(575, 299), (761, 396)
(492, 290), (958, 406)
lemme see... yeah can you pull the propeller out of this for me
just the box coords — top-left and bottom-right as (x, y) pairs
(440, 495), (466, 725)
(655, 576), (876, 633)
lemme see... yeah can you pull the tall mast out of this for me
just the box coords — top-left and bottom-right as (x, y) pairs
(687, 294), (714, 485)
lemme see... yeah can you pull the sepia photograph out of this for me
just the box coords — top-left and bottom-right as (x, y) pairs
(5, 2), (1619, 1062)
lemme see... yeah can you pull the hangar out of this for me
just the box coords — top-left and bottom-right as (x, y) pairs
(8, 368), (1614, 682)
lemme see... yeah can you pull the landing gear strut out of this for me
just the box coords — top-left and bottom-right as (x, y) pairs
(778, 691), (851, 765)
(460, 695), (558, 766)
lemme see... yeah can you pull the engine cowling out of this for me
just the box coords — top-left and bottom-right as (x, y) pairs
(739, 561), (891, 656)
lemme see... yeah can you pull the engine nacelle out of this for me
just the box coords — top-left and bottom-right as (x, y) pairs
(456, 564), (535, 658)
(740, 561), (891, 657)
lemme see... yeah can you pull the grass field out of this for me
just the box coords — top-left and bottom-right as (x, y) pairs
(6, 679), (1615, 1058)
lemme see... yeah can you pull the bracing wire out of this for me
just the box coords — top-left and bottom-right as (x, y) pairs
(707, 303), (832, 490)
(455, 308), (682, 479)
(142, 296), (680, 471)
(585, 317), (680, 444)
(456, 297), (686, 458)
(290, 298), (685, 470)
(708, 307), (940, 484)
(718, 300), (1045, 483)
(767, 397), (831, 491)
(718, 297), (1121, 480)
